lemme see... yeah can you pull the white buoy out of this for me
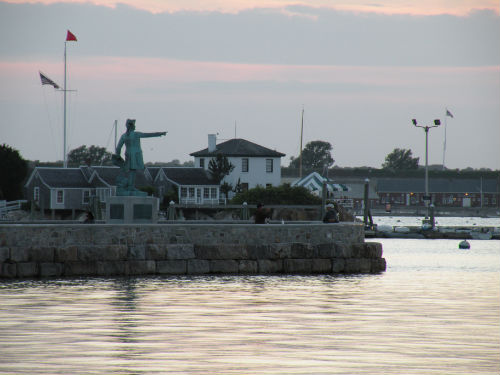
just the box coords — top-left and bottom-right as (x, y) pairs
(459, 240), (470, 249)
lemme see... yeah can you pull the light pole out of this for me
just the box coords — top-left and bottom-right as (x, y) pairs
(412, 118), (441, 220)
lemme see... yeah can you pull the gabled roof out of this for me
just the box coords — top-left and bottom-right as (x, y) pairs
(162, 167), (218, 186)
(377, 178), (499, 193)
(190, 138), (285, 158)
(292, 172), (349, 193)
(28, 167), (91, 188)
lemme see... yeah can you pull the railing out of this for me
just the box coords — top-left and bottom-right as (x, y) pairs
(335, 198), (354, 208)
(0, 200), (27, 219)
(179, 197), (221, 205)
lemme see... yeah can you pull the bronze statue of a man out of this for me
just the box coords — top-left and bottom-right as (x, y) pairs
(114, 119), (166, 196)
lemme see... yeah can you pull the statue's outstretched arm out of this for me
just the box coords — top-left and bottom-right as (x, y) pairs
(136, 131), (167, 138)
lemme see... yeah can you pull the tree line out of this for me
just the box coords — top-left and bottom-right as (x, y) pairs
(1, 142), (497, 202)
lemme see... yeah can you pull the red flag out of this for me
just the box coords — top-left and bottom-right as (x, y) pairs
(66, 30), (77, 42)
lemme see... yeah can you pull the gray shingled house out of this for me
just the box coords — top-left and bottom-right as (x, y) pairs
(24, 165), (220, 213)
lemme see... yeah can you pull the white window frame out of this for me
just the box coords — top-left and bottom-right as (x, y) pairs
(34, 187), (40, 202)
(266, 159), (273, 173)
(56, 189), (64, 204)
(242, 158), (249, 172)
(82, 189), (91, 204)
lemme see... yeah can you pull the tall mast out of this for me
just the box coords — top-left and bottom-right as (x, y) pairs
(299, 106), (304, 179)
(62, 30), (77, 167)
(63, 41), (67, 168)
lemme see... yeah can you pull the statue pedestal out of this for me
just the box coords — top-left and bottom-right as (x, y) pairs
(105, 196), (159, 224)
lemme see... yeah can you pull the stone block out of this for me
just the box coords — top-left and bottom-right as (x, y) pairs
(97, 261), (129, 276)
(157, 260), (186, 275)
(1, 263), (17, 278)
(315, 243), (336, 258)
(246, 245), (269, 260)
(284, 259), (313, 274)
(40, 263), (63, 277)
(0, 247), (9, 262)
(187, 259), (210, 274)
(209, 260), (239, 273)
(10, 247), (29, 262)
(365, 242), (383, 258)
(269, 243), (292, 259)
(291, 243), (316, 258)
(359, 258), (372, 273)
(128, 245), (146, 260)
(195, 244), (247, 260)
(55, 246), (78, 262)
(145, 244), (167, 260)
(29, 247), (55, 262)
(331, 258), (345, 273)
(218, 244), (247, 259)
(17, 262), (38, 277)
(258, 259), (283, 273)
(194, 245), (218, 258)
(371, 258), (387, 272)
(239, 260), (258, 274)
(335, 243), (352, 258)
(344, 258), (361, 273)
(351, 243), (365, 258)
(166, 244), (195, 260)
(312, 259), (332, 273)
(128, 260), (156, 275)
(64, 262), (98, 276)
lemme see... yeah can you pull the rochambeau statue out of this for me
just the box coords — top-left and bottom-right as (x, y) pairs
(113, 119), (166, 196)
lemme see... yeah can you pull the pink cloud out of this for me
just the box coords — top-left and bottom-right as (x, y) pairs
(3, 0), (499, 15)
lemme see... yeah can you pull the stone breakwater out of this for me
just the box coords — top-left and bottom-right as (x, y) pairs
(0, 223), (386, 279)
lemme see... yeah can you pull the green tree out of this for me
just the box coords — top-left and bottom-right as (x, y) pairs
(0, 144), (28, 200)
(289, 140), (334, 169)
(67, 145), (113, 167)
(382, 148), (419, 170)
(231, 184), (322, 205)
(208, 154), (235, 183)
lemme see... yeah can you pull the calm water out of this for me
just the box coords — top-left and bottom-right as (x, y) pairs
(363, 216), (500, 228)
(0, 239), (499, 374)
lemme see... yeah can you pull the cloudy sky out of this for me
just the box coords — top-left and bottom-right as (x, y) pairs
(1, 0), (499, 169)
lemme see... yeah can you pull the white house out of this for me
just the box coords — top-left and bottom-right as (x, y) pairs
(190, 135), (285, 194)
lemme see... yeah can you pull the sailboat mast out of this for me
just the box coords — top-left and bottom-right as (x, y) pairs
(299, 107), (304, 178)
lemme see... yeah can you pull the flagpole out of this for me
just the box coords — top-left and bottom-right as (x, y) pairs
(63, 40), (67, 168)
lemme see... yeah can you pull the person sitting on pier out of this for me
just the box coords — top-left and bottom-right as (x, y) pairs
(323, 203), (339, 223)
(254, 203), (270, 224)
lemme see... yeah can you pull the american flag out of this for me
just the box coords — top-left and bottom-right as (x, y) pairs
(39, 72), (60, 89)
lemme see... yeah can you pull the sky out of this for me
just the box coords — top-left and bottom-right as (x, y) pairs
(0, 0), (499, 170)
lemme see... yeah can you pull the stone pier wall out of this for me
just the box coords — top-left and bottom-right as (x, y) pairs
(0, 223), (385, 279)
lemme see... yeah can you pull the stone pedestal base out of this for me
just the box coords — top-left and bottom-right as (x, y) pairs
(105, 196), (159, 224)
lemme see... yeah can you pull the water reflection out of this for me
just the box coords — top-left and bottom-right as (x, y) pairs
(0, 240), (499, 374)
